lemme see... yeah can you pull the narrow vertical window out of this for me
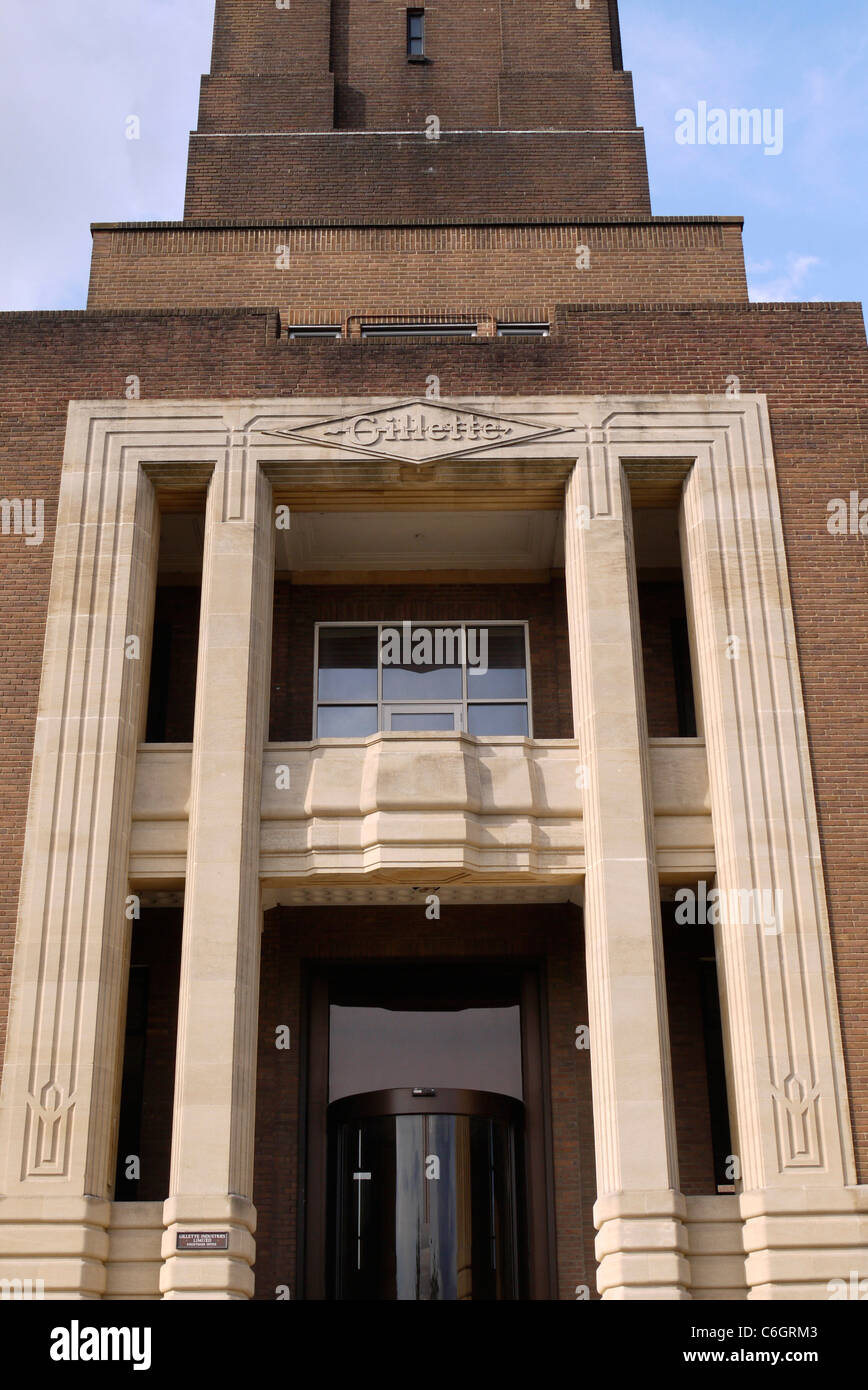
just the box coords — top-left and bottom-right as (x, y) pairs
(407, 9), (425, 59)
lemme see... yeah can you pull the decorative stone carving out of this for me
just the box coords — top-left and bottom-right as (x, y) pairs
(257, 398), (570, 465)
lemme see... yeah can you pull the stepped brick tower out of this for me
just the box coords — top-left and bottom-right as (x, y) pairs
(0, 1), (866, 1302)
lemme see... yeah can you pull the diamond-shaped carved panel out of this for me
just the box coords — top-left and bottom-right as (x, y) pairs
(259, 400), (567, 464)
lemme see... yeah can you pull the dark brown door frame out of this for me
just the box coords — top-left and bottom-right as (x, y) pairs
(298, 958), (557, 1300)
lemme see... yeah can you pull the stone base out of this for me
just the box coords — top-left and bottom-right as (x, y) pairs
(0, 1194), (111, 1298)
(159, 1195), (256, 1300)
(742, 1187), (868, 1301)
(595, 1191), (692, 1300)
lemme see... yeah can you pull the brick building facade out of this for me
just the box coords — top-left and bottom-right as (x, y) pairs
(0, 1), (866, 1301)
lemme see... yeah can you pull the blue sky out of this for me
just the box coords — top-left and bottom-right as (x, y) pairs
(0, 0), (865, 313)
(622, 0), (868, 307)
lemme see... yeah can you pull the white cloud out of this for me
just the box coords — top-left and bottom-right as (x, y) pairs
(749, 254), (821, 302)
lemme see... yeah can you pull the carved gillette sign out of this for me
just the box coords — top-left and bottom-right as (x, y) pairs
(258, 400), (567, 465)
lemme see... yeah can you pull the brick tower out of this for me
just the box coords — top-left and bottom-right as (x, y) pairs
(0, 2), (866, 1303)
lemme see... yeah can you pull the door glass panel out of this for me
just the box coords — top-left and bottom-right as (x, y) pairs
(334, 1109), (519, 1300)
(318, 626), (378, 702)
(317, 705), (378, 738)
(467, 703), (529, 736)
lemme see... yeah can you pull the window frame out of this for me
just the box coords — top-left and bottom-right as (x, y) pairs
(287, 325), (342, 340)
(406, 8), (426, 59)
(384, 702), (465, 733)
(496, 323), (551, 338)
(360, 322), (477, 339)
(313, 620), (534, 740)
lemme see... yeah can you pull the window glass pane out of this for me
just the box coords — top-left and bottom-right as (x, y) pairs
(318, 627), (378, 702)
(391, 712), (457, 732)
(317, 705), (379, 738)
(467, 626), (527, 699)
(381, 626), (462, 700)
(467, 704), (529, 736)
(408, 12), (424, 54)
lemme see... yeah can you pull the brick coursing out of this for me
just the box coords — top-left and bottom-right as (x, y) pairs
(183, 132), (652, 221)
(88, 220), (747, 313)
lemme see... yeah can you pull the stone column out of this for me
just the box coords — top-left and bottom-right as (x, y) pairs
(160, 441), (274, 1300)
(564, 447), (689, 1300)
(679, 407), (862, 1298)
(0, 409), (160, 1297)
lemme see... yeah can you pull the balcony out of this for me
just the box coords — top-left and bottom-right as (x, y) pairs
(129, 734), (713, 890)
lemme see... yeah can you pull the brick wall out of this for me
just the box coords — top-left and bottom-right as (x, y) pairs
(664, 920), (719, 1196)
(182, 132), (651, 220)
(199, 1), (633, 134)
(145, 586), (201, 744)
(121, 909), (183, 1202)
(210, 0), (333, 76)
(639, 581), (692, 739)
(196, 75), (337, 133)
(0, 301), (865, 1181)
(499, 0), (620, 72)
(88, 220), (746, 314)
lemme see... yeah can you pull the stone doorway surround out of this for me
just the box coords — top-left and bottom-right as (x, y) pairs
(0, 394), (864, 1300)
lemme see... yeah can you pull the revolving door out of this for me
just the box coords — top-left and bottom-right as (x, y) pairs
(330, 1088), (524, 1300)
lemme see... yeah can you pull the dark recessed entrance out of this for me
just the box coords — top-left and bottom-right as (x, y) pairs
(302, 961), (555, 1299)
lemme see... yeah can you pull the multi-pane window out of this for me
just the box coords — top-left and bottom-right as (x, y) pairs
(407, 9), (425, 58)
(315, 622), (531, 738)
